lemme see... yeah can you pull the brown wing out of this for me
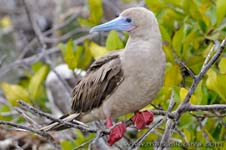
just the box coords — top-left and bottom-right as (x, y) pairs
(71, 51), (124, 113)
(87, 50), (121, 72)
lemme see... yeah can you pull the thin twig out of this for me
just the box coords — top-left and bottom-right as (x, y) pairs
(43, 12), (81, 36)
(88, 130), (106, 149)
(155, 38), (226, 150)
(150, 103), (163, 110)
(151, 110), (174, 118)
(179, 61), (196, 79)
(0, 55), (7, 68)
(158, 92), (175, 150)
(158, 119), (174, 150)
(15, 107), (40, 128)
(18, 38), (37, 59)
(129, 119), (164, 150)
(0, 33), (97, 78)
(0, 121), (60, 150)
(167, 91), (175, 112)
(18, 100), (96, 132)
(73, 139), (93, 150)
(175, 127), (189, 144)
(175, 38), (226, 118)
(22, 0), (72, 94)
(185, 104), (226, 112)
(201, 40), (220, 71)
(193, 115), (210, 143)
(43, 28), (89, 44)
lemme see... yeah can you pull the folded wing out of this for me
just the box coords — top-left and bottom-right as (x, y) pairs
(72, 51), (124, 113)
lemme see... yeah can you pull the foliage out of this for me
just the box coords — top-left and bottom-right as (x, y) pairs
(78, 0), (103, 26)
(1, 62), (49, 108)
(1, 82), (31, 106)
(0, 0), (226, 149)
(144, 0), (226, 148)
(106, 31), (124, 50)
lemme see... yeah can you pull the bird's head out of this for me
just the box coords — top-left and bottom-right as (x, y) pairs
(90, 7), (159, 37)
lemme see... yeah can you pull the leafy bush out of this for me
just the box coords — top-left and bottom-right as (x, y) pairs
(0, 0), (225, 149)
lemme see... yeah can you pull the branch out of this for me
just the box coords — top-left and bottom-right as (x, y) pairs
(0, 33), (97, 79)
(43, 28), (90, 44)
(18, 100), (96, 132)
(0, 55), (6, 68)
(185, 104), (226, 112)
(15, 107), (40, 128)
(43, 12), (82, 36)
(0, 121), (60, 150)
(129, 118), (164, 150)
(22, 0), (72, 94)
(175, 38), (226, 118)
(73, 139), (93, 150)
(157, 39), (225, 150)
(16, 100), (175, 150)
(175, 127), (189, 144)
(201, 40), (220, 71)
(178, 61), (196, 79)
(158, 92), (175, 150)
(151, 110), (174, 119)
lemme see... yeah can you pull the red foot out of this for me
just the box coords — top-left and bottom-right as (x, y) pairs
(131, 110), (154, 129)
(106, 116), (113, 128)
(107, 123), (126, 146)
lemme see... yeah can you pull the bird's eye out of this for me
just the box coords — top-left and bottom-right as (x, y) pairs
(126, 18), (132, 23)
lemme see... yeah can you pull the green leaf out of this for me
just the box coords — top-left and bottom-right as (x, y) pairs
(0, 105), (13, 121)
(163, 63), (182, 90)
(163, 45), (175, 63)
(145, 0), (165, 13)
(203, 129), (215, 142)
(183, 128), (192, 142)
(31, 62), (45, 72)
(78, 0), (103, 26)
(89, 42), (108, 59)
(160, 25), (171, 44)
(219, 57), (226, 74)
(74, 45), (83, 67)
(62, 40), (78, 70)
(182, 29), (196, 59)
(206, 69), (226, 101)
(106, 31), (124, 50)
(73, 129), (94, 147)
(179, 112), (196, 128)
(89, 0), (103, 24)
(78, 40), (93, 69)
(28, 65), (49, 100)
(220, 123), (226, 140)
(216, 0), (226, 26)
(1, 82), (31, 106)
(61, 141), (76, 150)
(180, 87), (197, 104)
(172, 26), (184, 56)
(206, 6), (217, 26)
(186, 56), (205, 74)
(58, 43), (66, 54)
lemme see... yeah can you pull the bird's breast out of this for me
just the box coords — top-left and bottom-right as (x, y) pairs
(102, 48), (166, 118)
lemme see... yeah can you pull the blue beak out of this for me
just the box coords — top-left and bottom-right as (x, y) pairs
(90, 17), (135, 33)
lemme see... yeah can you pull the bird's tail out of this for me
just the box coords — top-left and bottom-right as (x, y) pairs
(40, 113), (83, 131)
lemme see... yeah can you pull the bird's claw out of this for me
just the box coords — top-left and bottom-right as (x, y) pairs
(106, 116), (113, 128)
(107, 123), (126, 146)
(106, 111), (153, 146)
(131, 110), (154, 129)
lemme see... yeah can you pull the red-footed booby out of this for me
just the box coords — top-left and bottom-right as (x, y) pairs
(43, 7), (165, 146)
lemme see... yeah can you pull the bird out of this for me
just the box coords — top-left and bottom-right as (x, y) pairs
(42, 7), (166, 146)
